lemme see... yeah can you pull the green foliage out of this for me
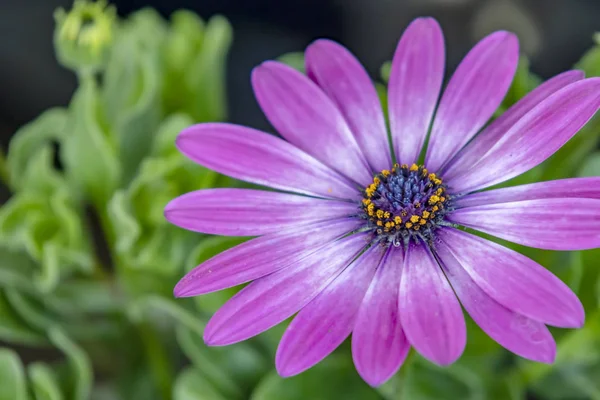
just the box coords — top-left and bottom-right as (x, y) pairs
(2, 3), (600, 399)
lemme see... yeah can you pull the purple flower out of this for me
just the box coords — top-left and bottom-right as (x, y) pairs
(165, 17), (600, 386)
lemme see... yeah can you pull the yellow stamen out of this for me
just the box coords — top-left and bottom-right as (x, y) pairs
(384, 211), (391, 218)
(410, 215), (420, 223)
(381, 170), (390, 177)
(410, 163), (419, 171)
(422, 211), (430, 219)
(394, 216), (402, 224)
(405, 222), (413, 228)
(376, 220), (383, 226)
(419, 218), (427, 225)
(429, 195), (440, 205)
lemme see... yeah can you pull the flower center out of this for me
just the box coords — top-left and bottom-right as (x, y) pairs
(360, 163), (451, 246)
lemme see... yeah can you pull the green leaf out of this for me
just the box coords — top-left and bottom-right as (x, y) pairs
(399, 357), (485, 400)
(277, 52), (305, 74)
(177, 326), (268, 400)
(0, 290), (45, 345)
(151, 113), (195, 158)
(28, 362), (64, 400)
(251, 355), (379, 400)
(163, 10), (205, 81)
(575, 33), (600, 77)
(0, 188), (93, 292)
(62, 76), (120, 207)
(6, 108), (68, 192)
(173, 367), (227, 400)
(0, 348), (28, 400)
(102, 21), (162, 183)
(49, 327), (92, 400)
(185, 15), (233, 121)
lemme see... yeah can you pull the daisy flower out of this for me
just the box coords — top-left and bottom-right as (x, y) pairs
(165, 17), (600, 386)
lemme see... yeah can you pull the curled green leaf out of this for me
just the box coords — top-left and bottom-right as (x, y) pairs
(0, 348), (28, 400)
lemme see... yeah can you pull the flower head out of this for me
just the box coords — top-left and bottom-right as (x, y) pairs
(165, 17), (600, 386)
(54, 0), (116, 73)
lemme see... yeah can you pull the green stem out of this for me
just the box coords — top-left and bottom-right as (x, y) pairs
(137, 321), (175, 400)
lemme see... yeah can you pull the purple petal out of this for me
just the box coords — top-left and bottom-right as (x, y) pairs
(165, 188), (357, 236)
(450, 198), (600, 250)
(443, 70), (585, 180)
(174, 219), (361, 297)
(305, 39), (391, 172)
(252, 61), (372, 185)
(446, 78), (600, 193)
(203, 233), (368, 346)
(399, 243), (466, 365)
(388, 17), (445, 166)
(176, 123), (358, 200)
(435, 239), (556, 363)
(437, 228), (584, 328)
(425, 31), (519, 172)
(352, 247), (409, 387)
(455, 177), (600, 209)
(276, 246), (383, 377)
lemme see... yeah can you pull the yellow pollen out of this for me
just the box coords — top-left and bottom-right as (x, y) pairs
(376, 209), (384, 218)
(384, 211), (391, 218)
(440, 196), (446, 203)
(414, 202), (421, 209)
(401, 164), (408, 169)
(385, 222), (394, 228)
(381, 170), (390, 177)
(432, 205), (439, 212)
(410, 164), (419, 171)
(428, 173), (437, 180)
(394, 216), (402, 224)
(410, 215), (420, 223)
(422, 211), (430, 219)
(362, 198), (371, 205)
(419, 218), (427, 225)
(414, 224), (421, 230)
(405, 222), (413, 228)
(434, 178), (442, 185)
(429, 195), (440, 204)
(436, 188), (444, 196)
(421, 168), (428, 176)
(373, 177), (380, 185)
(376, 220), (383, 226)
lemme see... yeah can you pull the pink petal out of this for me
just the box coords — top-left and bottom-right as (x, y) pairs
(437, 228), (584, 328)
(305, 39), (391, 172)
(252, 61), (372, 185)
(388, 17), (445, 166)
(174, 219), (361, 297)
(399, 243), (466, 365)
(443, 70), (585, 180)
(352, 246), (409, 387)
(176, 123), (358, 200)
(276, 246), (384, 377)
(165, 188), (357, 236)
(450, 198), (600, 250)
(446, 78), (600, 193)
(425, 31), (519, 172)
(203, 233), (369, 346)
(435, 240), (556, 363)
(455, 177), (600, 209)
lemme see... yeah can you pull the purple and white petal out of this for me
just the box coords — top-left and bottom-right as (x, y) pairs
(443, 70), (585, 180)
(306, 39), (391, 172)
(447, 78), (600, 193)
(176, 123), (358, 200)
(436, 239), (556, 363)
(165, 188), (357, 236)
(425, 31), (519, 172)
(388, 17), (445, 166)
(399, 243), (466, 365)
(174, 219), (361, 297)
(455, 177), (600, 209)
(203, 233), (368, 346)
(450, 198), (600, 250)
(276, 246), (383, 377)
(252, 61), (373, 185)
(352, 247), (409, 387)
(437, 228), (584, 328)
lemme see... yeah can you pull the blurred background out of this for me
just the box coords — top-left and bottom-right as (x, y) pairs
(1, 1), (600, 399)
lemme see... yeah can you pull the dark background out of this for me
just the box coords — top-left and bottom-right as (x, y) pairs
(2, 0), (600, 147)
